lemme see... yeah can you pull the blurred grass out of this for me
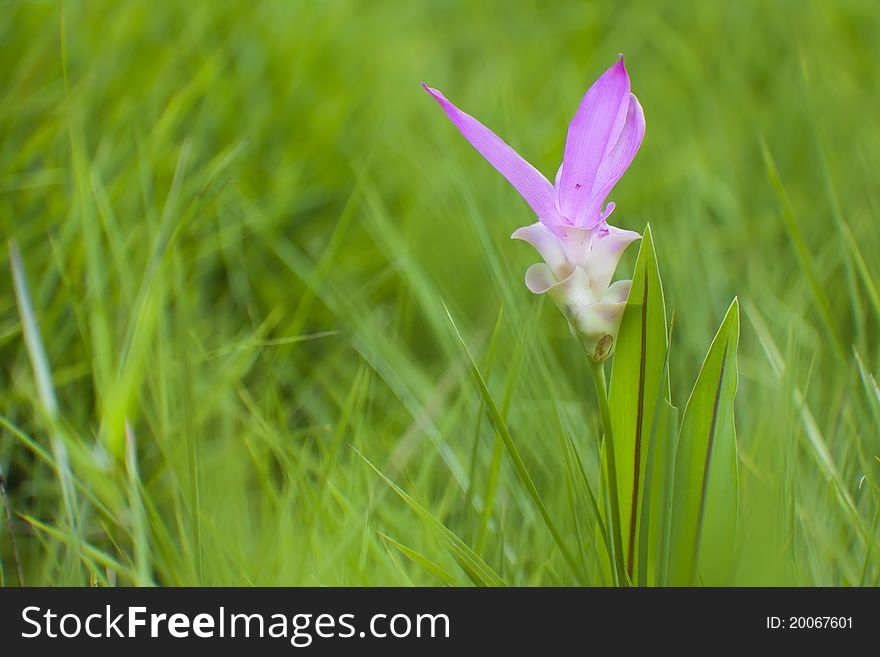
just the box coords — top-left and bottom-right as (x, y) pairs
(0, 0), (878, 585)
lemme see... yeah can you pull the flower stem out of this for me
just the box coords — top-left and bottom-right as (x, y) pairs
(590, 359), (628, 585)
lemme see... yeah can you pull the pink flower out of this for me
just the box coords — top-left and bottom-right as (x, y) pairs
(423, 56), (645, 360)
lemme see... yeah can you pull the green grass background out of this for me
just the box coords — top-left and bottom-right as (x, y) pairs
(1, 0), (878, 585)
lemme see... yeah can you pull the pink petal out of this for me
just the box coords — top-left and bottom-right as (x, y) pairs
(557, 57), (631, 223)
(554, 162), (565, 188)
(422, 83), (563, 225)
(577, 93), (646, 226)
(599, 201), (616, 222)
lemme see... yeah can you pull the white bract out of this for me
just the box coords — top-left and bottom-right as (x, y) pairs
(513, 221), (639, 360)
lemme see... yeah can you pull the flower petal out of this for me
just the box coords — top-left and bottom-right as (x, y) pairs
(556, 224), (597, 272)
(511, 222), (569, 278)
(524, 263), (557, 294)
(575, 300), (626, 336)
(599, 201), (616, 222)
(585, 224), (641, 293)
(603, 279), (632, 304)
(577, 93), (646, 226)
(544, 266), (596, 311)
(557, 57), (631, 223)
(422, 83), (562, 225)
(554, 162), (564, 188)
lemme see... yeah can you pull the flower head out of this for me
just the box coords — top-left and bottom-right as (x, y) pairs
(423, 56), (645, 360)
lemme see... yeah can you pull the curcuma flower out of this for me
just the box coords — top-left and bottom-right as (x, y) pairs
(423, 56), (645, 361)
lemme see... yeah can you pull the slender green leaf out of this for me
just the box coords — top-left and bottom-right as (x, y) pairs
(668, 299), (740, 585)
(608, 224), (670, 582)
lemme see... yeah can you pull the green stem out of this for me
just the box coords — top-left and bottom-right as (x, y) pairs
(590, 359), (627, 585)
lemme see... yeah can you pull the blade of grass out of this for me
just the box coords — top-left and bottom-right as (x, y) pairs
(355, 447), (506, 586)
(800, 52), (880, 325)
(124, 421), (152, 586)
(0, 466), (24, 586)
(760, 140), (846, 363)
(466, 305), (504, 536)
(477, 302), (534, 553)
(9, 241), (80, 537)
(21, 514), (139, 584)
(443, 303), (583, 582)
(379, 532), (456, 586)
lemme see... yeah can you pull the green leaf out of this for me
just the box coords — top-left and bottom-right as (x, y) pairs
(668, 299), (740, 585)
(651, 400), (679, 586)
(608, 224), (671, 583)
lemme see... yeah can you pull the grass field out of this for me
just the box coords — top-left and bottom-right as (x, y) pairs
(1, 0), (879, 586)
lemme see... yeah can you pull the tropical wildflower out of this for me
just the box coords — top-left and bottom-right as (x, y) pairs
(423, 56), (645, 360)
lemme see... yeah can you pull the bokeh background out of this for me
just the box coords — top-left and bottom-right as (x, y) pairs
(1, 0), (878, 585)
